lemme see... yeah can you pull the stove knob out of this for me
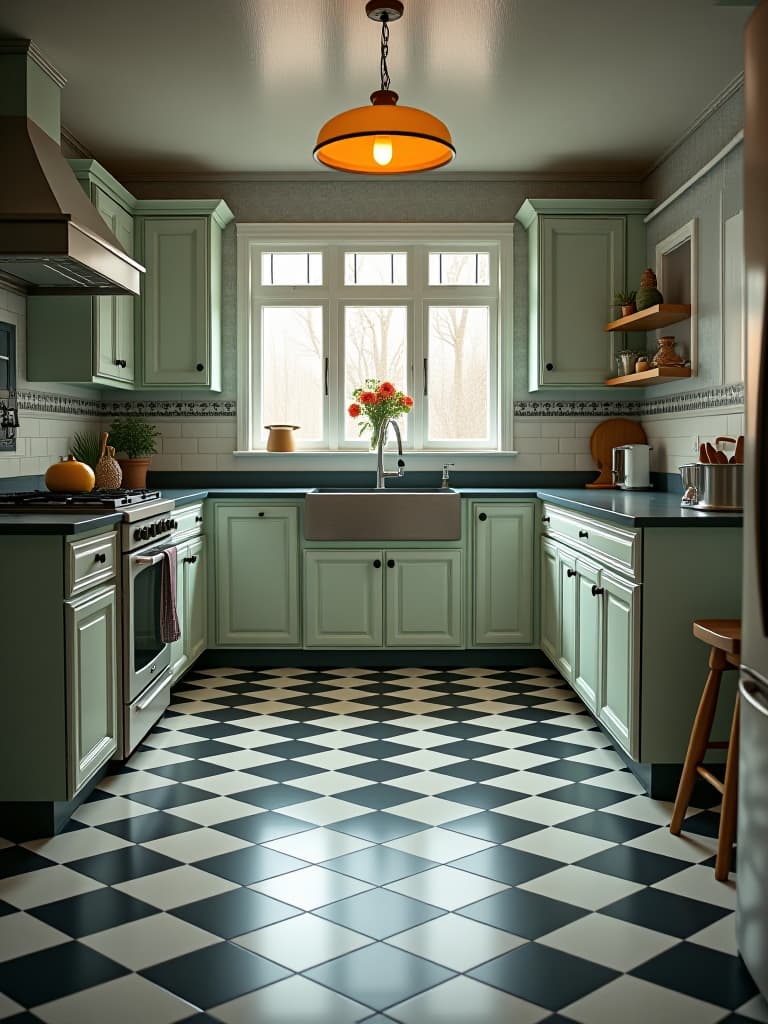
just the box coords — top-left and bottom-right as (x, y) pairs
(164, 519), (172, 531)
(141, 526), (149, 540)
(149, 524), (157, 537)
(172, 520), (178, 529)
(133, 529), (142, 541)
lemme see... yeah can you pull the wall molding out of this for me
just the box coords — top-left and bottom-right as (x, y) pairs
(18, 385), (743, 421)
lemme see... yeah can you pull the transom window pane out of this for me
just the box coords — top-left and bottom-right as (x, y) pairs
(344, 252), (408, 286)
(428, 252), (490, 286)
(261, 252), (322, 286)
(344, 305), (408, 442)
(427, 306), (490, 442)
(261, 306), (323, 442)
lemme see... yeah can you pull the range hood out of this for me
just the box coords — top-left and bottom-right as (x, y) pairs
(0, 40), (143, 296)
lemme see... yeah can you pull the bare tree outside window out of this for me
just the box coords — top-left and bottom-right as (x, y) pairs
(344, 306), (408, 441)
(262, 306), (323, 441)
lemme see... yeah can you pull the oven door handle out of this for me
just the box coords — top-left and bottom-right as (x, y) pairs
(134, 552), (166, 567)
(136, 667), (174, 711)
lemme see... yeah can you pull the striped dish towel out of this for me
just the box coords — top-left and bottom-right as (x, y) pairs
(160, 546), (181, 643)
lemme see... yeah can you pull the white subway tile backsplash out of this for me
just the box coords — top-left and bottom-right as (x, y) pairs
(542, 420), (575, 437)
(198, 437), (236, 454)
(161, 437), (199, 454)
(182, 421), (219, 437)
(181, 454), (218, 471)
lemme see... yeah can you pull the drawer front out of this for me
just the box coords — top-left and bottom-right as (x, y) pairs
(541, 503), (640, 579)
(174, 502), (205, 540)
(66, 532), (117, 596)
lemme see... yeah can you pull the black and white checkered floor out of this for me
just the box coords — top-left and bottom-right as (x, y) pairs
(1, 666), (766, 1023)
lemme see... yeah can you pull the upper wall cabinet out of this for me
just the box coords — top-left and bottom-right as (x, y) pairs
(135, 200), (233, 391)
(27, 160), (137, 389)
(516, 199), (654, 390)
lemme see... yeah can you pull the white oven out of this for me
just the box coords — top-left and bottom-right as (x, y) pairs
(121, 500), (179, 757)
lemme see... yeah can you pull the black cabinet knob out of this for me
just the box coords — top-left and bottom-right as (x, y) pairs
(373, 559), (382, 568)
(387, 559), (395, 568)
(196, 363), (204, 372)
(94, 552), (107, 563)
(579, 530), (589, 538)
(566, 568), (576, 577)
(541, 515), (550, 524)
(258, 511), (265, 517)
(545, 362), (554, 371)
(591, 584), (604, 596)
(478, 512), (487, 522)
(184, 555), (197, 564)
(195, 515), (203, 523)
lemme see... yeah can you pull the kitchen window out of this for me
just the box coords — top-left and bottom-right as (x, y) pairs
(236, 224), (513, 453)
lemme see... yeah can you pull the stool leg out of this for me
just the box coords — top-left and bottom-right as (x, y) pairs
(715, 695), (740, 881)
(670, 647), (727, 835)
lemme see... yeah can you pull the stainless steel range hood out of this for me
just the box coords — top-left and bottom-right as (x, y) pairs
(0, 40), (143, 296)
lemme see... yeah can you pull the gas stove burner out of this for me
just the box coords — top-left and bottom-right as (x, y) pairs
(0, 488), (163, 510)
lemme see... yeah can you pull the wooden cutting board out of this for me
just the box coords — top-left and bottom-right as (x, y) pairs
(587, 418), (648, 488)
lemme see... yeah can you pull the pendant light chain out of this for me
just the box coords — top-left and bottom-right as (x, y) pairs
(380, 15), (391, 92)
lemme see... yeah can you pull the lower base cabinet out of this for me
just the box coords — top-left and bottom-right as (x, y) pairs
(170, 535), (207, 681)
(304, 549), (462, 648)
(214, 503), (300, 646)
(472, 502), (535, 646)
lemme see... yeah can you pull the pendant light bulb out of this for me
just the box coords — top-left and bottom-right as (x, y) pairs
(372, 135), (393, 166)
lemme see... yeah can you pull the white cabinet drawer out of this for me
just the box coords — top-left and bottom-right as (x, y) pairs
(540, 503), (640, 579)
(66, 531), (117, 596)
(174, 502), (205, 540)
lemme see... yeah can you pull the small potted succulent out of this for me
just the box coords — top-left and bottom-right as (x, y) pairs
(613, 290), (637, 318)
(108, 416), (160, 489)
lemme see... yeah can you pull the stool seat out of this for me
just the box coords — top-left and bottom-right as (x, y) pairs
(670, 618), (741, 882)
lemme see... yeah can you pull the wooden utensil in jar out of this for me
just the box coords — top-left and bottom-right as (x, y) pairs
(733, 435), (744, 464)
(699, 443), (709, 463)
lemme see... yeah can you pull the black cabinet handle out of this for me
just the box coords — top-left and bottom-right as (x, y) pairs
(579, 530), (589, 538)
(545, 362), (554, 371)
(195, 515), (203, 523)
(541, 515), (550, 524)
(478, 512), (487, 522)
(196, 363), (204, 372)
(184, 555), (197, 564)
(592, 584), (604, 596)
(566, 568), (576, 577)
(373, 559), (382, 569)
(258, 511), (265, 517)
(114, 359), (127, 368)
(94, 552), (107, 563)
(387, 559), (395, 568)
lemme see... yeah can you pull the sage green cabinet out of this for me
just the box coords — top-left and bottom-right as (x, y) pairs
(135, 200), (233, 390)
(27, 160), (136, 389)
(598, 569), (640, 754)
(515, 199), (653, 390)
(540, 536), (577, 681)
(303, 548), (463, 649)
(65, 584), (118, 796)
(170, 534), (208, 681)
(214, 503), (300, 646)
(471, 502), (535, 646)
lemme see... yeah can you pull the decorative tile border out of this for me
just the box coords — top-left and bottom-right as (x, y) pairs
(18, 385), (742, 421)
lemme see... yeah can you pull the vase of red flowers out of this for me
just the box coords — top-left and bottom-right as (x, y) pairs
(348, 378), (413, 449)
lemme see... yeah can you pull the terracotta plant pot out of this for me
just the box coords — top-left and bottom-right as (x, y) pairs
(621, 303), (636, 317)
(117, 457), (151, 489)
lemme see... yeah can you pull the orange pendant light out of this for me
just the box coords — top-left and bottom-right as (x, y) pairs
(314, 1), (455, 175)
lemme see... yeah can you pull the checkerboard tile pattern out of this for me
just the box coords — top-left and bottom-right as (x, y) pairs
(1, 666), (765, 1023)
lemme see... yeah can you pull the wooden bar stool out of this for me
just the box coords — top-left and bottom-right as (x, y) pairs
(670, 619), (741, 881)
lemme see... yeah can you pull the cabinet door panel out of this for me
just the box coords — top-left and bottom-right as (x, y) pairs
(169, 541), (187, 680)
(94, 187), (134, 384)
(184, 536), (207, 664)
(65, 586), (118, 797)
(473, 503), (534, 646)
(558, 548), (577, 683)
(574, 558), (601, 713)
(599, 572), (640, 755)
(143, 218), (209, 385)
(304, 551), (383, 648)
(215, 506), (299, 645)
(386, 550), (462, 648)
(540, 538), (560, 666)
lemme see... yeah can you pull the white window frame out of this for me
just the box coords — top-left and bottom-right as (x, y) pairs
(236, 223), (514, 458)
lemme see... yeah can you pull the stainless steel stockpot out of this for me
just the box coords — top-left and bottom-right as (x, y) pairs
(679, 462), (743, 511)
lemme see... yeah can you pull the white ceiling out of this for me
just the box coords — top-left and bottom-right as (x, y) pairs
(0, 0), (754, 177)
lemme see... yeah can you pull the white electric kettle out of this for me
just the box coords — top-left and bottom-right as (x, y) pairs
(612, 443), (652, 490)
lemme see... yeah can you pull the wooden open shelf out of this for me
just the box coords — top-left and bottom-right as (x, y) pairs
(604, 303), (692, 332)
(605, 366), (692, 388)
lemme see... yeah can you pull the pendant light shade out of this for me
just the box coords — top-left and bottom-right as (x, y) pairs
(314, 1), (455, 174)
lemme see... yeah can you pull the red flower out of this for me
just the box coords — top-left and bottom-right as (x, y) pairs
(378, 381), (396, 398)
(348, 403), (361, 418)
(359, 391), (378, 405)
(402, 395), (414, 407)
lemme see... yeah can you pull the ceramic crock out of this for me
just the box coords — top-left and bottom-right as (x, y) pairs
(265, 425), (300, 452)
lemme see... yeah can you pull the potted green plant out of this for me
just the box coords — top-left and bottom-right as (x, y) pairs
(70, 430), (103, 471)
(108, 416), (160, 488)
(613, 290), (637, 318)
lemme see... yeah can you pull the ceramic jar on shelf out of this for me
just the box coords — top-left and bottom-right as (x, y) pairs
(651, 336), (685, 367)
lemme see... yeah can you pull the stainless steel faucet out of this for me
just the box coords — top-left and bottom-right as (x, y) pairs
(441, 462), (455, 488)
(376, 418), (405, 489)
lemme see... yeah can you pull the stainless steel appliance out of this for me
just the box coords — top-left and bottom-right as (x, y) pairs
(678, 462), (743, 511)
(737, 0), (768, 1000)
(120, 499), (179, 757)
(611, 443), (651, 490)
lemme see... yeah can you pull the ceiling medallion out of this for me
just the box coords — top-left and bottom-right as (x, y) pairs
(314, 0), (455, 174)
